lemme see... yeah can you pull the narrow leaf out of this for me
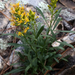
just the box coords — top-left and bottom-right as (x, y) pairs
(36, 26), (44, 38)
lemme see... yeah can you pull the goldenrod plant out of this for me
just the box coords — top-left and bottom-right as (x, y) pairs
(4, 0), (74, 75)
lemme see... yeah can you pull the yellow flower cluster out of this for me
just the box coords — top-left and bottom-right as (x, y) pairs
(23, 27), (29, 33)
(17, 27), (29, 36)
(17, 32), (23, 36)
(10, 2), (38, 36)
(10, 2), (29, 26)
(10, 2), (38, 26)
(48, 0), (58, 9)
(48, 0), (58, 14)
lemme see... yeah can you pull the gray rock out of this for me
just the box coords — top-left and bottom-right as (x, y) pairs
(59, 65), (75, 75)
(0, 12), (9, 33)
(60, 9), (75, 21)
(10, 0), (43, 7)
(7, 40), (24, 68)
(69, 27), (75, 41)
(0, 56), (6, 71)
(62, 20), (72, 30)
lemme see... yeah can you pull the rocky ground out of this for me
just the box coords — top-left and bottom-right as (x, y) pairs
(0, 0), (75, 75)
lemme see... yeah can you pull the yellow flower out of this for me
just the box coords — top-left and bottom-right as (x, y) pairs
(23, 12), (25, 16)
(25, 17), (29, 23)
(11, 16), (16, 19)
(16, 2), (20, 7)
(17, 32), (23, 36)
(10, 7), (13, 10)
(16, 18), (19, 21)
(24, 29), (27, 33)
(21, 13), (24, 18)
(18, 23), (20, 26)
(11, 22), (15, 26)
(23, 27), (29, 33)
(11, 10), (15, 14)
(12, 4), (16, 7)
(18, 11), (21, 15)
(10, 19), (14, 22)
(19, 20), (23, 23)
(54, 4), (56, 8)
(27, 27), (29, 30)
(21, 6), (24, 10)
(27, 13), (29, 16)
(35, 16), (39, 19)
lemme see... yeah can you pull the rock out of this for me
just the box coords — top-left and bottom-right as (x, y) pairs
(0, 12), (9, 33)
(69, 27), (75, 42)
(0, 0), (9, 10)
(7, 49), (22, 68)
(62, 36), (73, 44)
(0, 38), (9, 50)
(59, 0), (75, 10)
(59, 65), (75, 75)
(5, 22), (16, 34)
(59, 49), (75, 75)
(62, 20), (72, 30)
(11, 0), (43, 7)
(0, 56), (3, 70)
(60, 9), (75, 21)
(7, 40), (24, 68)
(73, 0), (75, 2)
(38, 0), (49, 12)
(0, 55), (7, 71)
(52, 27), (75, 47)
(52, 39), (62, 47)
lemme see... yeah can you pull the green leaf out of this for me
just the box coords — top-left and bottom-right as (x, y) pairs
(54, 58), (59, 63)
(57, 30), (75, 33)
(40, 35), (53, 39)
(44, 55), (49, 60)
(36, 7), (49, 26)
(37, 22), (42, 32)
(36, 7), (45, 21)
(57, 41), (74, 48)
(43, 65), (48, 70)
(54, 54), (62, 58)
(38, 54), (43, 62)
(10, 62), (20, 66)
(8, 43), (24, 48)
(53, 17), (62, 30)
(54, 46), (65, 51)
(32, 58), (37, 67)
(36, 26), (44, 38)
(28, 51), (32, 63)
(61, 58), (68, 62)
(50, 29), (56, 41)
(4, 67), (24, 75)
(18, 52), (24, 58)
(25, 64), (32, 75)
(1, 33), (21, 39)
(53, 8), (62, 26)
(47, 66), (52, 70)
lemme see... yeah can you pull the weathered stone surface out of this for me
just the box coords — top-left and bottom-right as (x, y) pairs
(10, 0), (43, 7)
(62, 20), (72, 30)
(0, 0), (9, 10)
(0, 55), (7, 71)
(52, 27), (75, 47)
(52, 39), (62, 47)
(60, 9), (75, 21)
(73, 0), (75, 2)
(69, 27), (75, 42)
(0, 12), (9, 33)
(59, 65), (75, 75)
(7, 40), (24, 68)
